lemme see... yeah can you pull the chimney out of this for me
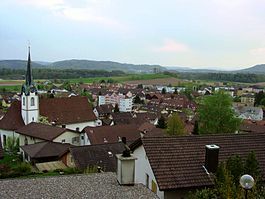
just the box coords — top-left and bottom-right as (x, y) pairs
(116, 137), (137, 185)
(205, 144), (219, 173)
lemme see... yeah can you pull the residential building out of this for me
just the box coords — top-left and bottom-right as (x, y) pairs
(130, 134), (265, 199)
(82, 124), (141, 145)
(20, 141), (70, 164)
(235, 106), (263, 121)
(16, 122), (81, 147)
(241, 93), (255, 106)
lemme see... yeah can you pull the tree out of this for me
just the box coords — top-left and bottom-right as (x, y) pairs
(133, 95), (142, 104)
(4, 136), (19, 154)
(191, 152), (263, 199)
(157, 116), (166, 129)
(137, 84), (143, 89)
(198, 91), (241, 134)
(161, 88), (166, 94)
(114, 104), (119, 112)
(192, 120), (199, 135)
(244, 151), (260, 180)
(255, 91), (265, 106)
(39, 115), (50, 125)
(166, 113), (186, 135)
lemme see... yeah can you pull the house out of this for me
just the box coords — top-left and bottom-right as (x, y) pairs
(20, 141), (70, 164)
(39, 96), (100, 130)
(93, 104), (114, 119)
(239, 122), (265, 133)
(83, 124), (141, 145)
(0, 100), (25, 147)
(241, 93), (255, 106)
(67, 142), (125, 171)
(16, 122), (81, 147)
(235, 106), (263, 121)
(130, 134), (265, 199)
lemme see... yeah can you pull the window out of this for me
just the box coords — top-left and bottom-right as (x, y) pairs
(22, 97), (25, 106)
(146, 174), (149, 188)
(62, 139), (65, 143)
(151, 180), (157, 193)
(30, 97), (35, 106)
(24, 137), (28, 145)
(32, 117), (34, 122)
(3, 135), (6, 146)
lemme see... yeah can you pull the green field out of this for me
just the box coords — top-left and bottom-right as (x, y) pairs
(68, 73), (172, 83)
(0, 85), (21, 92)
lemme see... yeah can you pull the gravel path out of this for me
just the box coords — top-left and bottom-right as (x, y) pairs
(0, 173), (158, 199)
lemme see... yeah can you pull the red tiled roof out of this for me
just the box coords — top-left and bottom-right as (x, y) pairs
(84, 124), (140, 144)
(16, 122), (67, 141)
(0, 100), (25, 131)
(21, 141), (70, 158)
(40, 96), (96, 125)
(137, 133), (265, 190)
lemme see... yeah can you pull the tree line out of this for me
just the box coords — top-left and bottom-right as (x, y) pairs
(0, 68), (125, 80)
(180, 72), (265, 83)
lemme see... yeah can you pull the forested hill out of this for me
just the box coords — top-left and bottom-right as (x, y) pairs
(0, 59), (166, 73)
(236, 64), (265, 74)
(0, 60), (44, 69)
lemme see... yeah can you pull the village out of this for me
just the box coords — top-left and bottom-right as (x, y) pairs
(0, 49), (265, 199)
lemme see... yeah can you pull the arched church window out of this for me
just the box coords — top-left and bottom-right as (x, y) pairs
(30, 97), (35, 106)
(23, 97), (25, 106)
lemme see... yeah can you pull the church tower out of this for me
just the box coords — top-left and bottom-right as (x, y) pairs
(21, 46), (39, 125)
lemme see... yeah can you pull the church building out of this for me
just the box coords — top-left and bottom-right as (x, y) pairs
(0, 47), (100, 147)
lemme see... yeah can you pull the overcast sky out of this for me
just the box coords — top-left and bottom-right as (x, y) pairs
(0, 0), (265, 70)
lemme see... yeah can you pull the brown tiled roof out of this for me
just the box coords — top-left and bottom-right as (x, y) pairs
(21, 141), (70, 158)
(240, 123), (265, 133)
(40, 96), (96, 125)
(70, 142), (124, 172)
(138, 122), (156, 133)
(84, 124), (140, 144)
(16, 122), (67, 141)
(144, 127), (166, 137)
(137, 133), (265, 190)
(96, 104), (114, 115)
(0, 100), (25, 130)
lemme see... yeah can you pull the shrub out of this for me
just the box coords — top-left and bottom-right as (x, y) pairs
(13, 162), (32, 176)
(63, 167), (82, 174)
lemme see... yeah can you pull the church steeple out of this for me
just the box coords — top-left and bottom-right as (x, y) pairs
(21, 46), (37, 96)
(21, 45), (39, 125)
(26, 46), (33, 87)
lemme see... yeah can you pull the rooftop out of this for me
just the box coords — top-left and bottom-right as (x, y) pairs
(0, 173), (158, 199)
(132, 133), (265, 190)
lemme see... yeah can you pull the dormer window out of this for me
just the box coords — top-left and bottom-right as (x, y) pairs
(30, 97), (35, 106)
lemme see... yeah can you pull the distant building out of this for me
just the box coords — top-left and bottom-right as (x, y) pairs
(98, 93), (133, 112)
(241, 93), (255, 106)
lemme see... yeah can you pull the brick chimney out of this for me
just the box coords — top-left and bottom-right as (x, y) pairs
(205, 144), (219, 173)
